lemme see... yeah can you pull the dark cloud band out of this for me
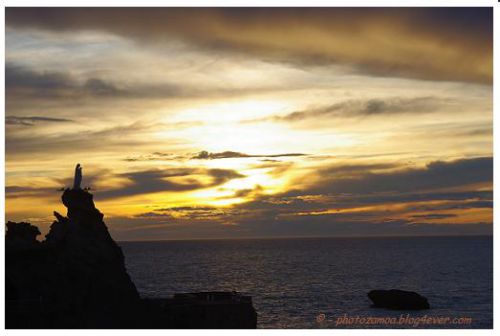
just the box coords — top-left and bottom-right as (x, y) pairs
(6, 7), (492, 84)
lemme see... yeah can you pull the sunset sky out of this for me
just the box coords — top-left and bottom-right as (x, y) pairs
(5, 7), (493, 240)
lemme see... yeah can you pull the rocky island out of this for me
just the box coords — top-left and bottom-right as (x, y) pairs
(368, 289), (430, 310)
(6, 165), (257, 328)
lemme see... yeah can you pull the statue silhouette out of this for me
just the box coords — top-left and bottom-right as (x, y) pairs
(73, 164), (82, 190)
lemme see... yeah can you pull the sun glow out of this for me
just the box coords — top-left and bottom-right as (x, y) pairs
(177, 100), (289, 123)
(5, 7), (493, 240)
(156, 99), (313, 154)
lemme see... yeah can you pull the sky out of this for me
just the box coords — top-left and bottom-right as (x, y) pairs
(5, 7), (493, 240)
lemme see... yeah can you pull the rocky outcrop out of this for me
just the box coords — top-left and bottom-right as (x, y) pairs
(368, 289), (430, 310)
(6, 188), (257, 329)
(7, 189), (140, 328)
(142, 292), (257, 328)
(5, 221), (41, 251)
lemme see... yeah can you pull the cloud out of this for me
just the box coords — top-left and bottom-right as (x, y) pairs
(6, 7), (492, 84)
(107, 215), (248, 240)
(307, 157), (492, 195)
(252, 97), (451, 123)
(219, 185), (264, 200)
(136, 205), (230, 222)
(5, 168), (111, 199)
(6, 63), (118, 99)
(162, 206), (217, 211)
(6, 157), (492, 239)
(6, 122), (172, 158)
(82, 78), (121, 96)
(5, 185), (58, 199)
(191, 150), (307, 160)
(254, 190), (492, 216)
(342, 190), (492, 210)
(6, 116), (74, 126)
(116, 157), (492, 233)
(5, 63), (75, 94)
(317, 163), (398, 175)
(6, 166), (246, 201)
(123, 152), (176, 162)
(6, 63), (285, 106)
(190, 157), (492, 237)
(410, 213), (457, 220)
(124, 151), (307, 162)
(5, 63), (183, 101)
(95, 167), (245, 200)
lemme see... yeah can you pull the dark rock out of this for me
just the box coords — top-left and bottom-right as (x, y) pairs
(140, 292), (257, 328)
(5, 221), (41, 251)
(6, 188), (257, 328)
(368, 289), (430, 310)
(7, 189), (140, 328)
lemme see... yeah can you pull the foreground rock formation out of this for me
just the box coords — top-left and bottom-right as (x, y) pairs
(368, 289), (430, 310)
(143, 292), (257, 328)
(6, 188), (257, 328)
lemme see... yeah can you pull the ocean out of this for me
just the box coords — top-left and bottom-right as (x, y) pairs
(120, 236), (493, 328)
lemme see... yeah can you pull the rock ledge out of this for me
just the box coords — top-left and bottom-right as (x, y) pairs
(6, 189), (256, 328)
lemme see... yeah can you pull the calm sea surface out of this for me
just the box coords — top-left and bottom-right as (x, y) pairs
(120, 236), (493, 328)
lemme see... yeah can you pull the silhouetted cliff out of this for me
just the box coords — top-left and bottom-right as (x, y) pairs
(6, 189), (140, 328)
(6, 189), (257, 329)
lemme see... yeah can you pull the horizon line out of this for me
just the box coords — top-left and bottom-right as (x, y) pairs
(116, 233), (493, 243)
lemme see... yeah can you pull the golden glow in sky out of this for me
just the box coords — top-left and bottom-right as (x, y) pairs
(5, 8), (493, 240)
